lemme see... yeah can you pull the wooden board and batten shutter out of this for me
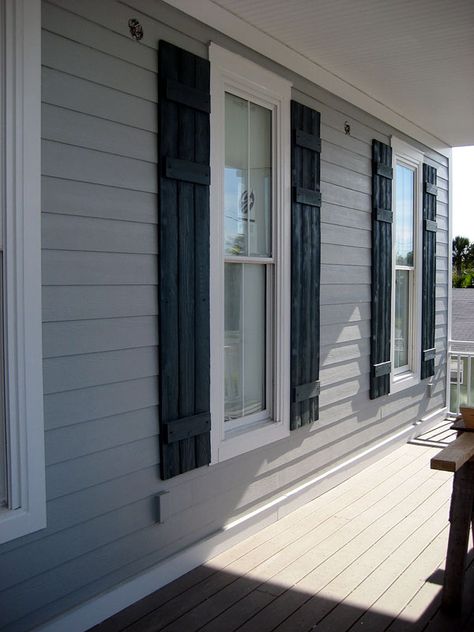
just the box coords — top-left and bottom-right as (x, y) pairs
(158, 41), (211, 479)
(371, 140), (393, 399)
(290, 101), (321, 430)
(421, 164), (437, 379)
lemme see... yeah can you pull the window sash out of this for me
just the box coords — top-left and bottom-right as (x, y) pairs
(224, 92), (272, 259)
(222, 84), (277, 430)
(224, 260), (274, 430)
(393, 267), (415, 374)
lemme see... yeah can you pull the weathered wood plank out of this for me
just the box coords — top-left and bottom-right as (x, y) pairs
(158, 41), (211, 478)
(439, 461), (474, 612)
(431, 433), (474, 472)
(290, 100), (321, 429)
(193, 52), (211, 469)
(159, 41), (181, 479)
(370, 140), (392, 399)
(421, 163), (437, 379)
(177, 48), (197, 472)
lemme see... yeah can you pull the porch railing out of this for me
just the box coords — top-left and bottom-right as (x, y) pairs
(448, 340), (474, 414)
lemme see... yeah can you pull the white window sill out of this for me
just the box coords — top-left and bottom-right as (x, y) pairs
(0, 503), (46, 545)
(391, 371), (420, 395)
(215, 418), (289, 463)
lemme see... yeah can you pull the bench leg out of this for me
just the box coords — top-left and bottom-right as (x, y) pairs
(442, 461), (474, 612)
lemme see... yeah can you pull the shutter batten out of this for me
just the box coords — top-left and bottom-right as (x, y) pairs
(158, 41), (211, 480)
(421, 163), (437, 380)
(290, 101), (321, 430)
(371, 139), (393, 399)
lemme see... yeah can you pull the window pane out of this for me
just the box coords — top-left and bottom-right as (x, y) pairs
(224, 93), (248, 256)
(224, 93), (272, 257)
(249, 102), (272, 257)
(394, 269), (410, 369)
(224, 263), (266, 421)
(395, 165), (414, 266)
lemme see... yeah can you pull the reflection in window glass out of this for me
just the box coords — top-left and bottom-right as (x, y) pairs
(224, 93), (248, 256)
(394, 269), (410, 369)
(395, 165), (414, 266)
(224, 93), (272, 257)
(224, 264), (266, 420)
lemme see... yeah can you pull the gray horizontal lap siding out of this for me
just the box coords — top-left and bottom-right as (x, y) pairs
(0, 0), (449, 630)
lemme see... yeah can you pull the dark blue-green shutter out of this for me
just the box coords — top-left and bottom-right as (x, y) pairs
(421, 164), (437, 379)
(371, 140), (393, 399)
(158, 41), (211, 479)
(290, 101), (321, 430)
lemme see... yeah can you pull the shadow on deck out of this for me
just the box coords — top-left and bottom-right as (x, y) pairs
(91, 441), (474, 632)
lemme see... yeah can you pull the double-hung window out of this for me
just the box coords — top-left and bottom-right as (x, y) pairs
(391, 138), (423, 392)
(223, 93), (273, 428)
(210, 44), (291, 462)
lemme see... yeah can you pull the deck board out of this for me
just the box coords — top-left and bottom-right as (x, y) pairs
(91, 442), (474, 632)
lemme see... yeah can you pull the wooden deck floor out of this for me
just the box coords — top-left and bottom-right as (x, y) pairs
(92, 433), (474, 632)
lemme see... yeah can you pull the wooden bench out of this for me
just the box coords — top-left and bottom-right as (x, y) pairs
(431, 428), (474, 612)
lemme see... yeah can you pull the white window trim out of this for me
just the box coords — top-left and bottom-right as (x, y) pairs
(209, 43), (291, 463)
(0, 0), (45, 544)
(390, 136), (423, 395)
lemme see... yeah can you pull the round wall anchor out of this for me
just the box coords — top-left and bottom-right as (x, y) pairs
(128, 18), (144, 41)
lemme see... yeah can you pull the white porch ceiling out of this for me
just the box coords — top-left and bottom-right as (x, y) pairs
(168, 0), (474, 147)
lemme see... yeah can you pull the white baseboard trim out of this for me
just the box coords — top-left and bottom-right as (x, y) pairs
(36, 412), (447, 632)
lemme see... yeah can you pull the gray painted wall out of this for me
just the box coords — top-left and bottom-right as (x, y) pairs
(0, 1), (449, 629)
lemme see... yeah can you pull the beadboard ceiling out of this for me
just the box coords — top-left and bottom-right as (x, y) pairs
(165, 0), (474, 147)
